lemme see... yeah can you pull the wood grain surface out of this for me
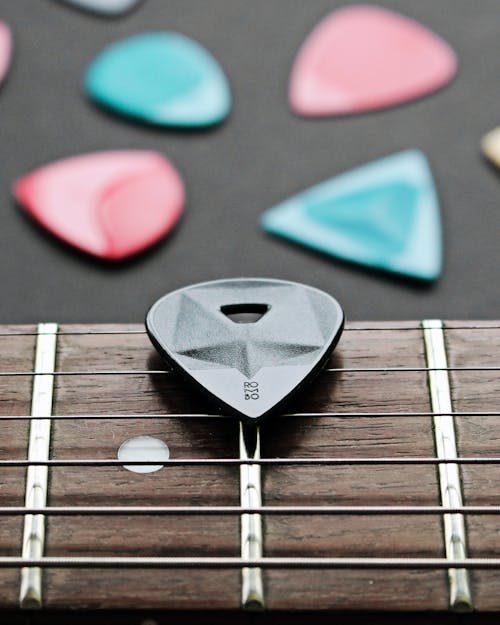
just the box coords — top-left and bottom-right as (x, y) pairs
(448, 322), (500, 611)
(0, 321), (498, 622)
(0, 327), (35, 610)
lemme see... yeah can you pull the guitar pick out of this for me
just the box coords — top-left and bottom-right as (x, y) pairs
(146, 278), (344, 423)
(481, 126), (500, 170)
(85, 32), (231, 128)
(55, 0), (141, 16)
(289, 5), (457, 116)
(0, 21), (12, 87)
(261, 150), (442, 281)
(13, 150), (185, 261)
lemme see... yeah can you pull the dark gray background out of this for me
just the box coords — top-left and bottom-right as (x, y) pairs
(0, 0), (498, 323)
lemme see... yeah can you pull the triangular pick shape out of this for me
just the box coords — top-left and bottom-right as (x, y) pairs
(146, 278), (344, 423)
(481, 126), (500, 170)
(56, 0), (141, 16)
(13, 150), (185, 261)
(261, 150), (442, 281)
(289, 5), (457, 116)
(85, 32), (231, 128)
(0, 22), (12, 87)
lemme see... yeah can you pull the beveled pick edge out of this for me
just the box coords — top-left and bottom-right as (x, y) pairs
(145, 277), (345, 424)
(12, 150), (186, 263)
(84, 31), (232, 129)
(261, 150), (442, 282)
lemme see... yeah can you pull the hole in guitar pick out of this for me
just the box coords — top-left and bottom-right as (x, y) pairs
(118, 436), (169, 473)
(220, 303), (269, 324)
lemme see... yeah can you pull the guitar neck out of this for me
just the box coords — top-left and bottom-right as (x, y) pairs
(1, 320), (499, 619)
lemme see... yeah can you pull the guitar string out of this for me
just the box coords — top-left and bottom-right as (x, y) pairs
(2, 556), (500, 570)
(1, 411), (500, 421)
(2, 457), (500, 467)
(0, 324), (499, 336)
(0, 365), (498, 376)
(2, 504), (500, 516)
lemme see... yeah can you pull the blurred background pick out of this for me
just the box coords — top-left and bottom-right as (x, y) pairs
(13, 151), (185, 261)
(481, 126), (500, 170)
(0, 21), (12, 87)
(85, 32), (231, 128)
(289, 5), (457, 116)
(55, 0), (142, 17)
(261, 150), (442, 281)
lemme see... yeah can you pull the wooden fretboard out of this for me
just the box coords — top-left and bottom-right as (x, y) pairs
(1, 321), (500, 620)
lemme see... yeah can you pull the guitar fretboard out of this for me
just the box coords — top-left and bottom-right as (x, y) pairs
(1, 321), (500, 614)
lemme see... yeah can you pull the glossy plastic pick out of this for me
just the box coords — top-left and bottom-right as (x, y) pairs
(56, 0), (141, 16)
(261, 150), (442, 281)
(146, 278), (344, 423)
(0, 21), (12, 87)
(14, 150), (185, 261)
(289, 5), (457, 116)
(481, 126), (500, 170)
(85, 32), (231, 128)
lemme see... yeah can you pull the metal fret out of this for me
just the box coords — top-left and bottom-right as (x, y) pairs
(422, 319), (472, 613)
(239, 423), (265, 610)
(19, 323), (58, 610)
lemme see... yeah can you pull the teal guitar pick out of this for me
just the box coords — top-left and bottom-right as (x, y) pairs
(261, 150), (442, 281)
(85, 32), (231, 128)
(56, 0), (141, 16)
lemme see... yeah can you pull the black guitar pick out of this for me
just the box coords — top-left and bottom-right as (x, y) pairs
(146, 278), (344, 423)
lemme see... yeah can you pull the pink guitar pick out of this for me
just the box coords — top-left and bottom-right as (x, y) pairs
(289, 5), (457, 116)
(14, 151), (185, 261)
(0, 21), (12, 86)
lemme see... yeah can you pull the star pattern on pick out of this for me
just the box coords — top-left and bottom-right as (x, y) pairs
(177, 337), (322, 378)
(171, 290), (326, 378)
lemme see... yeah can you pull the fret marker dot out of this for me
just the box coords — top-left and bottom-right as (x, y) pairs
(118, 436), (169, 474)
